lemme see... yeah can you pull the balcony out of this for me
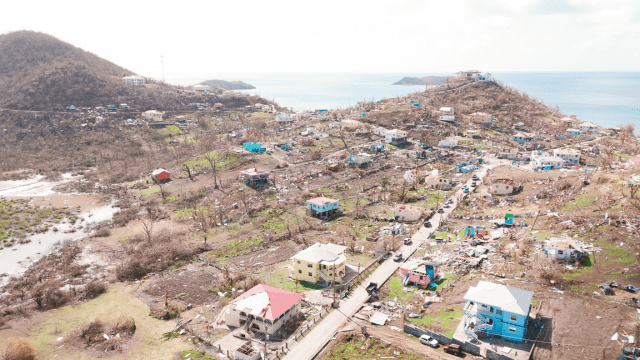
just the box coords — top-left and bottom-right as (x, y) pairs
(317, 265), (346, 283)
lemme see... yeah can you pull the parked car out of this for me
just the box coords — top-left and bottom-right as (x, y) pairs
(366, 282), (378, 294)
(472, 175), (479, 181)
(599, 283), (614, 295)
(443, 344), (462, 356)
(443, 204), (450, 208)
(609, 281), (621, 288)
(393, 253), (403, 262)
(403, 238), (412, 245)
(423, 221), (432, 228)
(437, 209), (444, 213)
(471, 182), (477, 187)
(419, 335), (439, 348)
(625, 284), (640, 293)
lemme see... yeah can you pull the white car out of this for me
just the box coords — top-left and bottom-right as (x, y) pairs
(419, 335), (439, 348)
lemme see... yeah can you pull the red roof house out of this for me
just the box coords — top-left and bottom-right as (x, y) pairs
(227, 284), (304, 335)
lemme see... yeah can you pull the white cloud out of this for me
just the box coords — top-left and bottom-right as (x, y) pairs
(0, 0), (638, 79)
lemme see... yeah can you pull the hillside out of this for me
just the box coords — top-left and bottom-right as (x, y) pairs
(0, 31), (257, 111)
(200, 79), (255, 90)
(392, 76), (449, 86)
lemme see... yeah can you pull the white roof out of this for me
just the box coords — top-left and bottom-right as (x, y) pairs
(464, 281), (533, 316)
(440, 107), (453, 111)
(123, 75), (144, 79)
(566, 128), (581, 132)
(241, 168), (269, 176)
(234, 292), (271, 317)
(291, 243), (347, 265)
(152, 168), (168, 175)
(579, 121), (598, 127)
(554, 148), (580, 155)
(386, 129), (407, 136)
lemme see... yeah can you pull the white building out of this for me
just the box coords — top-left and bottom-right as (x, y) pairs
(373, 126), (388, 136)
(439, 115), (456, 123)
(403, 170), (419, 184)
(385, 129), (407, 145)
(123, 75), (146, 86)
(489, 180), (521, 195)
(467, 112), (492, 123)
(553, 148), (581, 165)
(142, 110), (164, 122)
(531, 156), (565, 169)
(226, 284), (304, 335)
(192, 84), (212, 93)
(455, 71), (492, 81)
(543, 237), (586, 261)
(438, 138), (459, 148)
(439, 107), (455, 115)
(425, 175), (451, 190)
(578, 122), (598, 133)
(464, 129), (479, 138)
(394, 204), (427, 222)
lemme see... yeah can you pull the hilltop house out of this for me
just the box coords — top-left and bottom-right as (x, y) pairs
(456, 70), (492, 81)
(543, 237), (587, 261)
(531, 155), (565, 170)
(403, 170), (420, 184)
(462, 281), (533, 342)
(306, 197), (339, 219)
(464, 129), (479, 138)
(123, 75), (146, 86)
(192, 84), (212, 93)
(578, 121), (598, 133)
(291, 243), (347, 284)
(394, 204), (428, 222)
(399, 259), (440, 288)
(439, 107), (455, 115)
(151, 169), (170, 183)
(226, 284), (304, 335)
(513, 132), (535, 144)
(489, 179), (521, 195)
(553, 148), (581, 165)
(439, 115), (456, 124)
(385, 129), (407, 145)
(143, 110), (164, 122)
(566, 128), (582, 136)
(240, 168), (270, 186)
(349, 153), (374, 167)
(373, 126), (388, 136)
(513, 122), (526, 131)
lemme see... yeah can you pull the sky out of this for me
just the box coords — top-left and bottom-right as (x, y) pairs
(1, 0), (640, 79)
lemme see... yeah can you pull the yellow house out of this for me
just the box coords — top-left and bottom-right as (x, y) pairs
(291, 243), (347, 284)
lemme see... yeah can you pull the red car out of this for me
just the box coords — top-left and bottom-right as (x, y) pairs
(443, 344), (462, 356)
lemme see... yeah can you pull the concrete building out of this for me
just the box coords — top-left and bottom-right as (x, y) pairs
(306, 197), (339, 218)
(466, 112), (492, 123)
(349, 153), (374, 166)
(578, 121), (598, 133)
(462, 281), (533, 342)
(399, 259), (440, 288)
(240, 168), (270, 186)
(425, 175), (451, 190)
(553, 148), (581, 165)
(439, 107), (455, 115)
(226, 284), (304, 335)
(373, 126), (388, 136)
(531, 156), (565, 170)
(566, 128), (582, 136)
(291, 243), (347, 284)
(543, 237), (586, 261)
(192, 84), (212, 93)
(385, 129), (407, 145)
(464, 129), (479, 138)
(455, 71), (492, 81)
(394, 204), (427, 222)
(439, 115), (456, 123)
(143, 110), (164, 122)
(123, 75), (146, 86)
(489, 179), (521, 195)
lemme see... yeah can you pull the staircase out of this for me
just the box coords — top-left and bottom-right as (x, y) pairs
(463, 303), (493, 342)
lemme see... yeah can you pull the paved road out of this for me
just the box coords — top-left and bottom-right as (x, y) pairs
(282, 159), (501, 360)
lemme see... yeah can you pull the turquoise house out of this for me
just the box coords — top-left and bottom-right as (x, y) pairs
(462, 281), (533, 342)
(243, 142), (266, 154)
(306, 197), (339, 219)
(513, 133), (535, 143)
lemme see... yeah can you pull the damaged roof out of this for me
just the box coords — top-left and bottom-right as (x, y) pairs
(464, 281), (533, 316)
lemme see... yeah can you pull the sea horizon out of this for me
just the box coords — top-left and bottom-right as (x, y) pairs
(165, 71), (640, 132)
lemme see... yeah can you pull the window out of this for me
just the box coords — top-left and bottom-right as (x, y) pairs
(308, 272), (312, 276)
(509, 327), (516, 332)
(496, 310), (502, 315)
(558, 250), (563, 255)
(490, 307), (494, 313)
(307, 264), (312, 268)
(511, 315), (517, 321)
(481, 304), (487, 308)
(298, 270), (302, 274)
(488, 319), (493, 325)
(297, 261), (301, 264)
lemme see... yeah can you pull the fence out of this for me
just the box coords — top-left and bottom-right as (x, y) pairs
(403, 324), (517, 360)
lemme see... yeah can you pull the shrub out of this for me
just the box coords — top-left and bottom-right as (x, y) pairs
(1, 338), (38, 360)
(94, 228), (111, 237)
(81, 320), (106, 344)
(112, 316), (136, 335)
(84, 281), (107, 300)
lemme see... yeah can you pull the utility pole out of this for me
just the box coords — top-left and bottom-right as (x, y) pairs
(332, 267), (336, 307)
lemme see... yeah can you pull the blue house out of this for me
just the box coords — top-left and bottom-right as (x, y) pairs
(243, 142), (266, 154)
(462, 281), (533, 342)
(513, 132), (535, 143)
(306, 197), (339, 219)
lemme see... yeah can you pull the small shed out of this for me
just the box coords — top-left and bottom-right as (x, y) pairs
(151, 169), (170, 183)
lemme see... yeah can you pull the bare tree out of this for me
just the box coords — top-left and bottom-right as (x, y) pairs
(204, 151), (220, 189)
(140, 216), (155, 243)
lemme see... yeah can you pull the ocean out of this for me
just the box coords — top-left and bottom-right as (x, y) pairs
(166, 72), (640, 131)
